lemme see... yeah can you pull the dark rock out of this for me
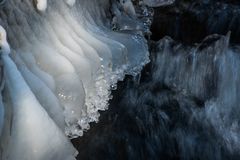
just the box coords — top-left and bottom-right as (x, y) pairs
(151, 0), (240, 44)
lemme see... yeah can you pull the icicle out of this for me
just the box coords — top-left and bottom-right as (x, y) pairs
(120, 0), (136, 18)
(36, 0), (47, 11)
(0, 26), (10, 55)
(65, 0), (76, 6)
(143, 0), (175, 7)
(0, 26), (7, 136)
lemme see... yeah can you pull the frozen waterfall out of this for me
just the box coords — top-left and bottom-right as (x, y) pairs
(0, 0), (151, 159)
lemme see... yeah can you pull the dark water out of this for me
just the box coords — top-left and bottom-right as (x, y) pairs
(151, 0), (240, 44)
(72, 1), (240, 160)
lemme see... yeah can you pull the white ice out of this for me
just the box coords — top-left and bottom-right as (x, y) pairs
(0, 0), (149, 159)
(65, 0), (76, 6)
(36, 0), (47, 11)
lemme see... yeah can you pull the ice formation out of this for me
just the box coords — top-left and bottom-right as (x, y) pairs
(35, 0), (48, 11)
(143, 0), (175, 7)
(119, 0), (136, 18)
(65, 0), (76, 6)
(0, 0), (150, 159)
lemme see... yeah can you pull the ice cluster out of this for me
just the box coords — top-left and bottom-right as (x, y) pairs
(0, 0), (150, 159)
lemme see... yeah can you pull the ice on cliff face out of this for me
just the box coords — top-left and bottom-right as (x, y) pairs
(0, 0), (150, 159)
